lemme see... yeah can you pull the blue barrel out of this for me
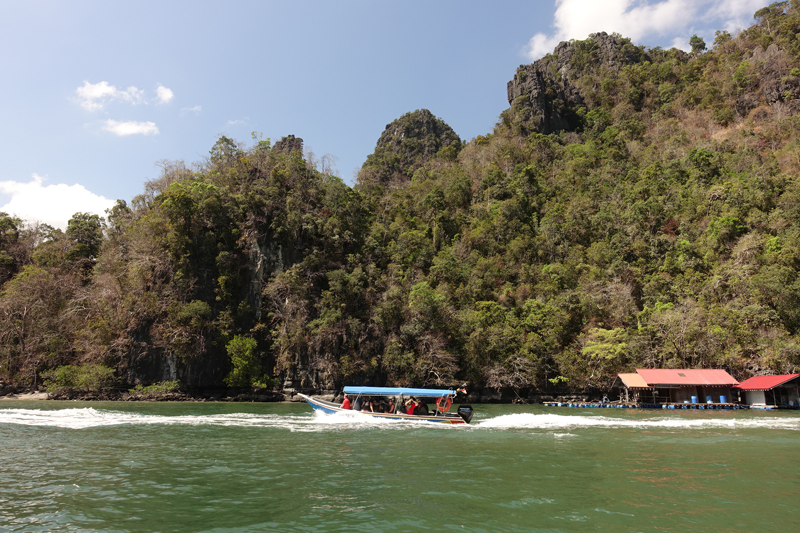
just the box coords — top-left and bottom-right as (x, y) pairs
(691, 396), (698, 403)
(706, 396), (713, 403)
(720, 395), (727, 403)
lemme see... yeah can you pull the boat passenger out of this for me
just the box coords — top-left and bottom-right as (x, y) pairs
(397, 402), (407, 414)
(370, 398), (381, 412)
(378, 398), (390, 413)
(353, 396), (363, 411)
(361, 397), (373, 411)
(388, 397), (398, 413)
(414, 399), (429, 416)
(405, 398), (416, 415)
(341, 395), (351, 410)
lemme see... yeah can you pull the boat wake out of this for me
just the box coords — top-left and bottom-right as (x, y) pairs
(0, 407), (425, 431)
(1, 408), (798, 431)
(475, 412), (800, 431)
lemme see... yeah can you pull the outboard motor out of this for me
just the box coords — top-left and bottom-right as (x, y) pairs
(457, 404), (474, 424)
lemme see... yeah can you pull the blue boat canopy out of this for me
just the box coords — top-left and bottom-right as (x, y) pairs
(343, 386), (456, 398)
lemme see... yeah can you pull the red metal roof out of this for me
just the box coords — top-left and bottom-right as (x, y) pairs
(735, 374), (800, 391)
(635, 369), (738, 387)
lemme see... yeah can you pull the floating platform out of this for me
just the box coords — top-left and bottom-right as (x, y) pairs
(543, 401), (745, 410)
(746, 404), (800, 410)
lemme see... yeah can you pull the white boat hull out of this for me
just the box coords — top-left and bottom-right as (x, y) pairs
(299, 394), (469, 424)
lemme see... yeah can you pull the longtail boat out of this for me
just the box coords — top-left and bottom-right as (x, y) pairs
(299, 386), (474, 424)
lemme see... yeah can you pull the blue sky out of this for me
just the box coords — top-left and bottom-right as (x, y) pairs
(0, 0), (768, 229)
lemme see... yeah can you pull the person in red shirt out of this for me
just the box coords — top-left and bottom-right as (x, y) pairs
(405, 399), (416, 415)
(341, 395), (351, 409)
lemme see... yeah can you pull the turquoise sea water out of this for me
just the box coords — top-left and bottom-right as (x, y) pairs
(0, 401), (798, 532)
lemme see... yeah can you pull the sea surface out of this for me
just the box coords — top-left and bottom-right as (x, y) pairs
(0, 401), (798, 532)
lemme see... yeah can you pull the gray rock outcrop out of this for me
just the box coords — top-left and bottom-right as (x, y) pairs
(361, 109), (461, 184)
(273, 135), (304, 155)
(506, 32), (647, 134)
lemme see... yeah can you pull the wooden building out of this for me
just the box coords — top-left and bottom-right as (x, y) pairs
(735, 374), (800, 408)
(611, 372), (653, 404)
(613, 369), (738, 405)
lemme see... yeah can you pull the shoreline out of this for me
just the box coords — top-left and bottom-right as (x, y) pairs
(0, 390), (293, 403)
(0, 392), (49, 401)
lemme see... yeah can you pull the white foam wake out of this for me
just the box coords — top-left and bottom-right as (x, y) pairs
(0, 407), (422, 431)
(2, 408), (798, 432)
(0, 407), (292, 430)
(475, 412), (800, 431)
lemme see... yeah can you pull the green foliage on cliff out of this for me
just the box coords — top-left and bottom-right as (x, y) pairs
(225, 335), (267, 388)
(129, 380), (179, 394)
(42, 364), (116, 393)
(3, 5), (800, 393)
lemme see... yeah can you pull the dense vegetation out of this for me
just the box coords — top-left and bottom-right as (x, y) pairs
(3, 3), (800, 396)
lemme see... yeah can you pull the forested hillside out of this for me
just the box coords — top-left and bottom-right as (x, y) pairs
(3, 2), (800, 398)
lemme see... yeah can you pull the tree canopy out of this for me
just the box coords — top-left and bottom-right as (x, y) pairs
(3, 5), (800, 395)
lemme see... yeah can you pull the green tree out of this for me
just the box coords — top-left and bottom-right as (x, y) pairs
(42, 364), (116, 392)
(689, 35), (706, 54)
(224, 335), (264, 387)
(0, 212), (21, 284)
(0, 266), (80, 385)
(66, 212), (104, 262)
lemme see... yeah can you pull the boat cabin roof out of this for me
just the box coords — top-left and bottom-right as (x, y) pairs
(343, 386), (456, 398)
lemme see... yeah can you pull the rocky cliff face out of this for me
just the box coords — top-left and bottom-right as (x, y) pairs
(507, 32), (647, 135)
(273, 135), (304, 155)
(360, 109), (461, 184)
(736, 43), (800, 115)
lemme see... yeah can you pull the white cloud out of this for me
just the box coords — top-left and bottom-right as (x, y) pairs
(0, 174), (116, 230)
(181, 105), (202, 115)
(103, 119), (159, 136)
(156, 85), (174, 104)
(708, 0), (768, 32)
(669, 35), (690, 50)
(76, 81), (146, 111)
(526, 0), (768, 59)
(227, 118), (249, 126)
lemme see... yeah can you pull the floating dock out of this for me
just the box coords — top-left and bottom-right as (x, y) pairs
(543, 401), (746, 410)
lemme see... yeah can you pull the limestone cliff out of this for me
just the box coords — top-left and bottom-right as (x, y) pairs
(360, 109), (461, 185)
(734, 43), (800, 116)
(506, 32), (647, 135)
(272, 134), (304, 155)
